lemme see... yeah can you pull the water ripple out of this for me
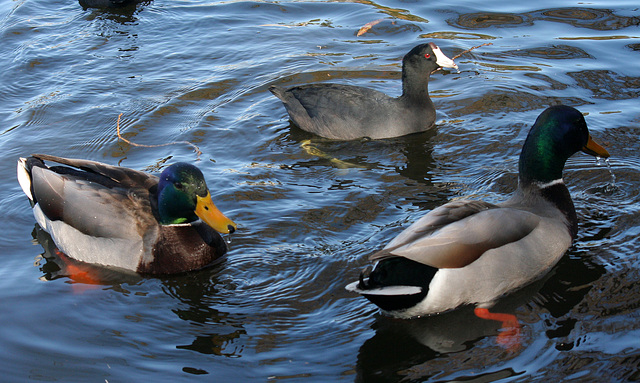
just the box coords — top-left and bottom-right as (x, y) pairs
(3, 0), (640, 381)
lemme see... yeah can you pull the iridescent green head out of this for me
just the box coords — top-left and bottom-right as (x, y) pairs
(518, 105), (610, 185)
(157, 163), (236, 233)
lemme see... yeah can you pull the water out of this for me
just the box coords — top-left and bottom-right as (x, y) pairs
(1, 0), (639, 381)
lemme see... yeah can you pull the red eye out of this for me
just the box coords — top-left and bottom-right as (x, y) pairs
(424, 53), (431, 58)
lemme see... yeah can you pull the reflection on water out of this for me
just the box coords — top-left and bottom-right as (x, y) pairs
(506, 45), (593, 60)
(569, 70), (640, 100)
(450, 7), (640, 31)
(454, 13), (533, 29)
(2, 0), (640, 381)
(538, 8), (640, 30)
(354, 246), (607, 381)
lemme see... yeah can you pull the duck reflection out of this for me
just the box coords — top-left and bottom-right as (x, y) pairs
(33, 224), (142, 289)
(355, 251), (605, 381)
(161, 276), (248, 358)
(284, 125), (439, 186)
(33, 223), (247, 360)
(355, 304), (522, 382)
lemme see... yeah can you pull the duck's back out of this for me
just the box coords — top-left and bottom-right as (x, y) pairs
(26, 158), (157, 270)
(271, 84), (433, 140)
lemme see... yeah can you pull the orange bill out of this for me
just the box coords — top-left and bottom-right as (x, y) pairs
(195, 191), (237, 234)
(582, 135), (610, 158)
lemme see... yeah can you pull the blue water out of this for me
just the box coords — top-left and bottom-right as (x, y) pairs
(1, 0), (639, 381)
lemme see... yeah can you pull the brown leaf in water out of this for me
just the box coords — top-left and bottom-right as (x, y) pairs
(357, 19), (385, 36)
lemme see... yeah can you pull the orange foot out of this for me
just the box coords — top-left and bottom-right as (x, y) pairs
(474, 307), (522, 352)
(56, 250), (102, 292)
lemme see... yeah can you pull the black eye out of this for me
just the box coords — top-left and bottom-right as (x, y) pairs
(175, 182), (183, 190)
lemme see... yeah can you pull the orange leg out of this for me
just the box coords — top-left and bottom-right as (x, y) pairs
(474, 307), (522, 352)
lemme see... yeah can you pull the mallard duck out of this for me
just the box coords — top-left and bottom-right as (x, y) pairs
(269, 42), (458, 140)
(346, 105), (610, 318)
(17, 154), (237, 275)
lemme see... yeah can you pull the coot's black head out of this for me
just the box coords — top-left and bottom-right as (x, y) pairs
(403, 42), (458, 74)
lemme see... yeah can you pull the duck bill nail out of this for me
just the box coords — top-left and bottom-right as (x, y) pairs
(432, 46), (458, 70)
(195, 192), (237, 234)
(582, 136), (610, 158)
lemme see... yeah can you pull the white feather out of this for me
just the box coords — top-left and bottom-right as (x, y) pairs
(17, 158), (33, 201)
(345, 281), (422, 296)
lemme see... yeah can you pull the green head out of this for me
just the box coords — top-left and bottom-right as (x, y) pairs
(157, 163), (236, 233)
(518, 105), (610, 185)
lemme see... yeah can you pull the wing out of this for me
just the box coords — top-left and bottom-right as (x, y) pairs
(372, 200), (541, 268)
(29, 156), (158, 240)
(286, 84), (392, 118)
(273, 84), (394, 139)
(32, 154), (158, 190)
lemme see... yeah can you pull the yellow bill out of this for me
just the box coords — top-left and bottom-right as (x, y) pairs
(195, 191), (237, 234)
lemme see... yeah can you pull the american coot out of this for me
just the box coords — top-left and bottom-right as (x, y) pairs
(17, 154), (237, 274)
(270, 42), (458, 140)
(346, 105), (610, 318)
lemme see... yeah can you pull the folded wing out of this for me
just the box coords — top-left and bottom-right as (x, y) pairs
(372, 199), (541, 269)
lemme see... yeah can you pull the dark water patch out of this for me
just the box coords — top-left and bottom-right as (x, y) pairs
(568, 70), (640, 100)
(506, 44), (593, 60)
(524, 73), (570, 91)
(449, 7), (640, 31)
(535, 8), (640, 31)
(453, 89), (586, 116)
(451, 12), (533, 29)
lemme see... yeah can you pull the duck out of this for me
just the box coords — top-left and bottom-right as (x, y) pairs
(17, 154), (237, 275)
(346, 105), (610, 319)
(269, 42), (458, 140)
(78, 0), (146, 9)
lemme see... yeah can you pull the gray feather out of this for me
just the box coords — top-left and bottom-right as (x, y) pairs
(372, 200), (540, 268)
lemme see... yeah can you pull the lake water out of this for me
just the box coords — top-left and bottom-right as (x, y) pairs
(1, 0), (639, 381)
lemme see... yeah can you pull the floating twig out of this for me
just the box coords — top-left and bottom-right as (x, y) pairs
(452, 42), (493, 60)
(116, 113), (202, 159)
(433, 42), (493, 74)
